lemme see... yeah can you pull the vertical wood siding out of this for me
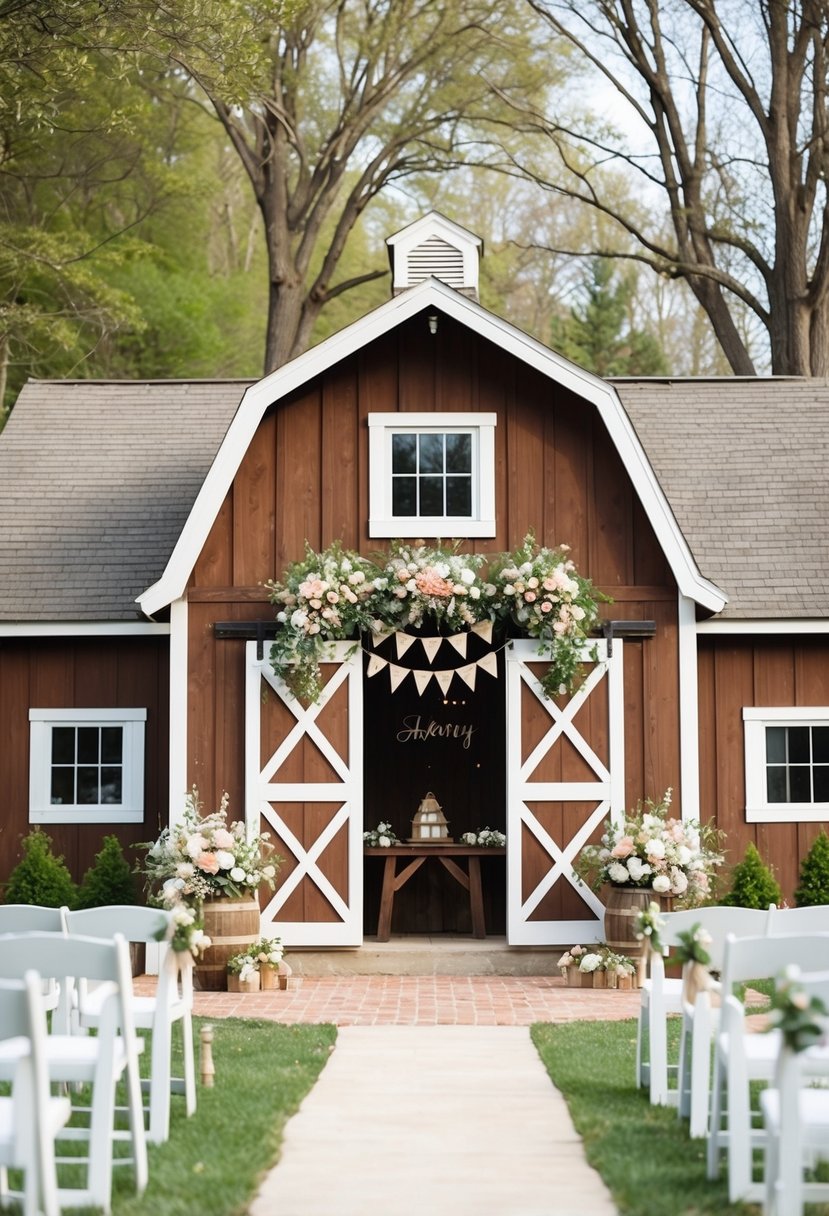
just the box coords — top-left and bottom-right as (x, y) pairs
(698, 635), (829, 901)
(0, 637), (169, 891)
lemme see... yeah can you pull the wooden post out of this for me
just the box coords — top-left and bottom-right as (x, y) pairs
(200, 1024), (215, 1087)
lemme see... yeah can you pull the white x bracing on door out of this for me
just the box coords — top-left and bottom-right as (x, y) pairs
(244, 640), (364, 946)
(506, 638), (625, 945)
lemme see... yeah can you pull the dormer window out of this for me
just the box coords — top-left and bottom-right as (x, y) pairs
(368, 413), (496, 538)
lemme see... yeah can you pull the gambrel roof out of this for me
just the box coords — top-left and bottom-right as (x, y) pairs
(1, 281), (828, 624)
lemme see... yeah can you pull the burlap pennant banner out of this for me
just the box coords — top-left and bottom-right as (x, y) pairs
(435, 670), (454, 695)
(395, 632), (418, 659)
(446, 633), (468, 659)
(388, 664), (410, 692)
(456, 663), (478, 691)
(413, 669), (433, 696)
(477, 651), (499, 679)
(471, 620), (493, 644)
(420, 636), (443, 665)
(366, 654), (386, 678)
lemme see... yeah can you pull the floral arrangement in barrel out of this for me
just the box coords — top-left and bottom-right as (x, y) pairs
(266, 532), (607, 703)
(576, 788), (724, 907)
(137, 787), (280, 912)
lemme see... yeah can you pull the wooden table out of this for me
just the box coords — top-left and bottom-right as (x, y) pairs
(364, 845), (506, 941)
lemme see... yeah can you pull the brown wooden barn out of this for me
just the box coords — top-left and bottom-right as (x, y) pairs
(1, 212), (828, 949)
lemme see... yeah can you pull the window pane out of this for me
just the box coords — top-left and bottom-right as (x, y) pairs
(814, 766), (829, 803)
(392, 433), (416, 474)
(419, 433), (444, 473)
(101, 768), (123, 804)
(766, 727), (787, 764)
(813, 727), (829, 764)
(50, 768), (75, 805)
(420, 476), (444, 516)
(101, 727), (123, 764)
(788, 726), (811, 764)
(789, 766), (811, 802)
(767, 766), (787, 803)
(446, 475), (472, 516)
(77, 767), (100, 804)
(77, 727), (99, 764)
(392, 477), (416, 516)
(51, 727), (75, 764)
(445, 433), (471, 472)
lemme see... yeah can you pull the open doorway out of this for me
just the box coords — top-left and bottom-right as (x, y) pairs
(362, 630), (506, 935)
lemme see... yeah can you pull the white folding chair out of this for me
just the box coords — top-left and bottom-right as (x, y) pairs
(65, 905), (197, 1144)
(0, 906), (68, 1013)
(637, 904), (771, 1108)
(0, 931), (147, 1215)
(768, 905), (829, 935)
(761, 967), (829, 1216)
(0, 974), (71, 1216)
(707, 932), (829, 1204)
(675, 905), (773, 1136)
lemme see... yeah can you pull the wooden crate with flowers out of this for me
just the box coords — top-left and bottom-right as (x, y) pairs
(558, 945), (639, 989)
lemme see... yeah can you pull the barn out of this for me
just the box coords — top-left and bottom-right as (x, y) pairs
(1, 212), (827, 948)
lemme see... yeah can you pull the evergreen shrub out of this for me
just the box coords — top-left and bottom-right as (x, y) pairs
(721, 841), (781, 909)
(4, 828), (77, 907)
(794, 831), (829, 907)
(76, 834), (137, 909)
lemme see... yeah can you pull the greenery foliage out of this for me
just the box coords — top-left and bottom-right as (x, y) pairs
(267, 534), (607, 703)
(794, 830), (829, 907)
(721, 841), (781, 909)
(4, 828), (78, 908)
(766, 969), (829, 1054)
(76, 834), (137, 909)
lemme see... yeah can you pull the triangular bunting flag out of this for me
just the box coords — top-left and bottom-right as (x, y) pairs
(370, 623), (393, 648)
(447, 633), (468, 659)
(420, 637), (443, 665)
(414, 669), (433, 696)
(457, 663), (478, 692)
(477, 651), (498, 679)
(471, 620), (493, 644)
(366, 654), (386, 678)
(436, 670), (454, 695)
(388, 664), (410, 693)
(395, 632), (418, 659)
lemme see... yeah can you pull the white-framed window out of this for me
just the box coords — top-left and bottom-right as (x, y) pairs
(29, 708), (146, 824)
(368, 412), (496, 538)
(744, 707), (829, 822)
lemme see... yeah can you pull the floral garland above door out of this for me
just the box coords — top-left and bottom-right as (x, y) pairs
(265, 533), (608, 703)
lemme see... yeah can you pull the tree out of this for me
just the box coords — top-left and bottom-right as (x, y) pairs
(509, 0), (829, 376)
(4, 829), (78, 908)
(794, 830), (829, 907)
(76, 835), (138, 909)
(175, 0), (552, 370)
(721, 842), (781, 909)
(550, 259), (668, 375)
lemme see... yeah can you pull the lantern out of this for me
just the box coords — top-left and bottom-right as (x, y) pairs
(410, 791), (452, 843)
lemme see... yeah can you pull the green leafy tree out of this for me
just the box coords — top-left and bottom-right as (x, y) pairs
(550, 259), (668, 376)
(76, 834), (138, 909)
(794, 831), (829, 908)
(721, 842), (781, 910)
(4, 829), (78, 908)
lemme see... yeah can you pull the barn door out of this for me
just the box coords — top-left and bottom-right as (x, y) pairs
(506, 638), (624, 945)
(245, 641), (363, 946)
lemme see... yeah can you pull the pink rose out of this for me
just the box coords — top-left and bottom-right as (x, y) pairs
(611, 835), (636, 858)
(540, 601), (552, 613)
(212, 829), (234, 849)
(524, 591), (537, 603)
(196, 851), (220, 874)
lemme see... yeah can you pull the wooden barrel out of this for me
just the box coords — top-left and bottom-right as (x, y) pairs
(195, 897), (261, 991)
(604, 886), (671, 960)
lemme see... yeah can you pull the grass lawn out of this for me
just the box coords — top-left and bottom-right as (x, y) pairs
(531, 1016), (829, 1216)
(2, 1016), (336, 1216)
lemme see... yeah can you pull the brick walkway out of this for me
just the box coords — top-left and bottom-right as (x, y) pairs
(135, 973), (641, 1025)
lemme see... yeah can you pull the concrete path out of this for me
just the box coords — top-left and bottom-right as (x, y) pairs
(249, 1025), (618, 1216)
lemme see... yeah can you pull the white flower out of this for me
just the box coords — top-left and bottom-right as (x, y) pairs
(579, 953), (602, 972)
(652, 874), (671, 894)
(460, 568), (475, 585)
(230, 866), (246, 882)
(290, 608), (308, 629)
(608, 861), (630, 883)
(378, 835), (391, 848)
(215, 849), (235, 870)
(626, 857), (651, 882)
(176, 862), (195, 879)
(670, 869), (689, 895)
(262, 865), (276, 879)
(645, 837), (666, 860)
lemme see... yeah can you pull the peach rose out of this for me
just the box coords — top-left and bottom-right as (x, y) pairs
(196, 851), (220, 874)
(611, 835), (636, 859)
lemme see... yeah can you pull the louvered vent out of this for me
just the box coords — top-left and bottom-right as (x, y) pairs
(406, 237), (465, 288)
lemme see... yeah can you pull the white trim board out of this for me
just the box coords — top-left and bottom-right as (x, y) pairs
(697, 618), (829, 634)
(137, 277), (726, 617)
(0, 623), (170, 637)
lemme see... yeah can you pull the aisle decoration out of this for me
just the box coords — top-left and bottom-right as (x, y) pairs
(265, 533), (607, 704)
(459, 828), (506, 847)
(137, 786), (280, 907)
(557, 943), (637, 988)
(766, 967), (829, 1053)
(576, 788), (724, 908)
